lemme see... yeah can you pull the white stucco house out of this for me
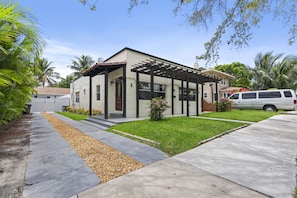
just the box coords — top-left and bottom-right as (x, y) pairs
(201, 69), (235, 103)
(71, 48), (233, 119)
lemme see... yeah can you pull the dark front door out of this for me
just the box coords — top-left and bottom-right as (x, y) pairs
(115, 77), (122, 111)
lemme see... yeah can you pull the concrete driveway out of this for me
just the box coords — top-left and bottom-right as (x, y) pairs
(78, 113), (297, 198)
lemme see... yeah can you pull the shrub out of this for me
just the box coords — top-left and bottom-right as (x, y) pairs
(149, 97), (169, 121)
(218, 98), (231, 112)
(66, 107), (102, 115)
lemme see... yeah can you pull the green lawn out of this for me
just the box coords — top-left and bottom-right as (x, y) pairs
(108, 117), (244, 156)
(59, 110), (279, 156)
(57, 112), (88, 121)
(199, 109), (279, 122)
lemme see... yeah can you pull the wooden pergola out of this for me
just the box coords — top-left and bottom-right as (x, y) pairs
(131, 58), (221, 117)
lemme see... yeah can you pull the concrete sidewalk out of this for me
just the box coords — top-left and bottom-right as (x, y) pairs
(78, 113), (297, 198)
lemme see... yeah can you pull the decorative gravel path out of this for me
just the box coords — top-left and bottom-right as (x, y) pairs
(42, 112), (144, 183)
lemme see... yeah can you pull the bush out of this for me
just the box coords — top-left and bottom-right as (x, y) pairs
(218, 98), (231, 112)
(149, 97), (169, 121)
(66, 106), (102, 116)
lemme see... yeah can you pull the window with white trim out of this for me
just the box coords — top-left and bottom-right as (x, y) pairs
(75, 92), (80, 103)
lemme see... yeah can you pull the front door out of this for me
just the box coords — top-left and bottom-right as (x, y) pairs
(115, 77), (122, 111)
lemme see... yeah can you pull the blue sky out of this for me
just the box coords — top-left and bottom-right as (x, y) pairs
(19, 0), (296, 78)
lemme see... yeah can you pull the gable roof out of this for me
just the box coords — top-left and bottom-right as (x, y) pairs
(83, 47), (220, 83)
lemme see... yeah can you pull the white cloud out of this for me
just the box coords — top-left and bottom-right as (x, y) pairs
(42, 39), (106, 78)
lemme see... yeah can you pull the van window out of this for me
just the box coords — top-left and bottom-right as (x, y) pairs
(284, 91), (292, 97)
(242, 92), (256, 99)
(230, 93), (239, 99)
(259, 91), (281, 98)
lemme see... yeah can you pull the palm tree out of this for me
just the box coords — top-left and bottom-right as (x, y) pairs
(0, 1), (44, 125)
(251, 52), (282, 90)
(251, 52), (297, 90)
(272, 55), (297, 89)
(68, 55), (95, 79)
(35, 58), (60, 87)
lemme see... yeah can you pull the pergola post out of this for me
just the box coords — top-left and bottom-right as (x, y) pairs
(123, 64), (127, 118)
(136, 71), (139, 118)
(186, 73), (190, 117)
(150, 65), (154, 100)
(89, 76), (92, 116)
(215, 82), (219, 112)
(196, 77), (199, 116)
(171, 78), (174, 115)
(201, 83), (204, 112)
(104, 68), (109, 119)
(181, 80), (184, 114)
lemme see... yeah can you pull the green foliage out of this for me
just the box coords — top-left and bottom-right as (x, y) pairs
(0, 2), (44, 126)
(68, 55), (95, 80)
(214, 62), (252, 88)
(57, 111), (88, 121)
(34, 57), (61, 87)
(126, 0), (297, 65)
(251, 52), (297, 90)
(66, 106), (102, 116)
(148, 97), (169, 121)
(218, 98), (231, 112)
(58, 75), (74, 88)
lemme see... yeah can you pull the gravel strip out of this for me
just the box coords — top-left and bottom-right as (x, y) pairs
(42, 112), (144, 183)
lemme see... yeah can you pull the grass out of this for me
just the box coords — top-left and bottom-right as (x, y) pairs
(108, 117), (244, 156)
(57, 112), (88, 121)
(59, 110), (279, 156)
(199, 109), (279, 122)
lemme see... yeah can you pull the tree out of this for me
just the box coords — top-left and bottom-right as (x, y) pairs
(251, 52), (297, 90)
(272, 55), (297, 89)
(35, 58), (60, 87)
(214, 62), (252, 88)
(68, 55), (95, 79)
(0, 1), (44, 125)
(81, 0), (297, 65)
(58, 75), (75, 88)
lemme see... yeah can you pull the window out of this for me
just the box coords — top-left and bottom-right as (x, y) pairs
(230, 93), (239, 100)
(204, 93), (207, 98)
(75, 92), (80, 103)
(83, 89), (86, 95)
(138, 81), (166, 100)
(259, 91), (281, 98)
(96, 85), (100, 100)
(284, 91), (292, 97)
(242, 92), (256, 99)
(179, 88), (196, 101)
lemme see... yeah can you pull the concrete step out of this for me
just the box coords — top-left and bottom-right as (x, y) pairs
(80, 120), (108, 130)
(84, 116), (116, 128)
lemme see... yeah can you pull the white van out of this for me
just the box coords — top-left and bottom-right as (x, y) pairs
(229, 89), (297, 111)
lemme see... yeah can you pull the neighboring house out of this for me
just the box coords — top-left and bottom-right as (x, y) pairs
(30, 87), (70, 112)
(201, 69), (235, 103)
(71, 47), (231, 119)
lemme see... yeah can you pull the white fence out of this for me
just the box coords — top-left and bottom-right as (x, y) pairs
(30, 98), (70, 112)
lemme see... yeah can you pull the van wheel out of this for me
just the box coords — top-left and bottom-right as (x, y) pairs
(263, 105), (277, 112)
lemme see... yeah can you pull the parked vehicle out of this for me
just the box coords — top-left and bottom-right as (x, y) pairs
(229, 89), (297, 111)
